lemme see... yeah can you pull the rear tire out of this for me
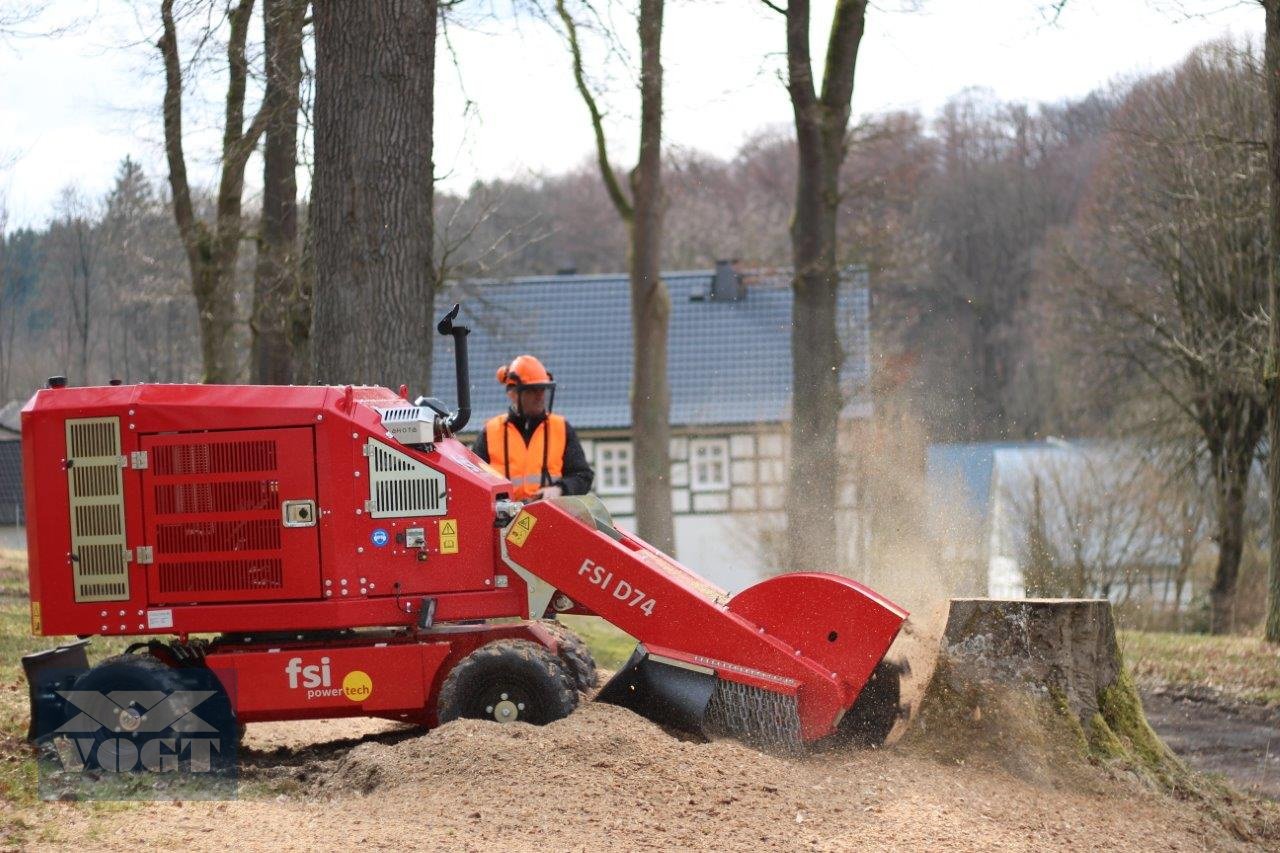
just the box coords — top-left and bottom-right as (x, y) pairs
(438, 639), (578, 726)
(66, 654), (237, 771)
(538, 620), (598, 693)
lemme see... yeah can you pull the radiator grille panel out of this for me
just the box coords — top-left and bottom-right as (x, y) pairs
(153, 440), (277, 475)
(367, 440), (448, 518)
(144, 427), (320, 604)
(65, 417), (129, 603)
(158, 559), (284, 593)
(154, 480), (280, 515)
(156, 519), (280, 554)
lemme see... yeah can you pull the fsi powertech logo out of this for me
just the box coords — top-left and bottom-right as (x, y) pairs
(37, 677), (239, 801)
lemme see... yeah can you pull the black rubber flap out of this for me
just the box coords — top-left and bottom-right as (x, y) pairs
(595, 645), (717, 736)
(22, 641), (90, 742)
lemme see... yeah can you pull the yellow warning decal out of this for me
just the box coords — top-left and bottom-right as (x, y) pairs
(30, 601), (41, 633)
(439, 518), (459, 555)
(506, 510), (536, 547)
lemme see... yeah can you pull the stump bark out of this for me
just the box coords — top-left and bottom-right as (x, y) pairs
(900, 598), (1190, 790)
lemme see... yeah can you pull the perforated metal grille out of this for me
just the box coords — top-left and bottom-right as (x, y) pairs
(74, 504), (124, 538)
(153, 440), (277, 475)
(366, 439), (447, 518)
(156, 519), (280, 553)
(154, 480), (280, 515)
(65, 417), (129, 603)
(68, 419), (119, 458)
(158, 559), (284, 593)
(703, 678), (803, 755)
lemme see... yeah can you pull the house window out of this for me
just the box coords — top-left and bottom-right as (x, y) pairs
(595, 442), (633, 495)
(690, 438), (729, 492)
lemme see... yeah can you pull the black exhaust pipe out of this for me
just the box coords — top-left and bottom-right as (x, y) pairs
(436, 303), (471, 433)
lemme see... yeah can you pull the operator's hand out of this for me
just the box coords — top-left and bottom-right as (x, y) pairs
(533, 485), (564, 500)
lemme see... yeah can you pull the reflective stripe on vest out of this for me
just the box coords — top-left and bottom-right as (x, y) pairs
(484, 413), (567, 500)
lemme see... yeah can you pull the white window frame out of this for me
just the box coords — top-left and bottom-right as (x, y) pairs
(689, 438), (730, 492)
(594, 441), (634, 496)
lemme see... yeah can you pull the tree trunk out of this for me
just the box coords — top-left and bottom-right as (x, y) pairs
(311, 0), (437, 392)
(903, 598), (1190, 791)
(628, 0), (674, 553)
(1264, 2), (1280, 643)
(555, 0), (674, 553)
(192, 259), (244, 386)
(159, 0), (268, 384)
(1208, 427), (1259, 635)
(784, 0), (866, 574)
(252, 0), (305, 384)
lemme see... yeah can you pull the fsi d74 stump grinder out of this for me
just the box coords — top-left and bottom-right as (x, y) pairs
(20, 305), (907, 762)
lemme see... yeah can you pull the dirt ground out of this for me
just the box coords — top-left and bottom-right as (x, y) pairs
(1142, 688), (1280, 802)
(15, 692), (1277, 852)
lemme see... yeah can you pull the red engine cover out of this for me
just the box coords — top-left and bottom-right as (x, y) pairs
(22, 383), (530, 637)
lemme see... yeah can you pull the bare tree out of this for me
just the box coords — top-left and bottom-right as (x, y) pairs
(49, 187), (99, 384)
(554, 0), (675, 552)
(251, 0), (306, 384)
(1262, 1), (1280, 641)
(1001, 444), (1164, 600)
(159, 0), (269, 383)
(311, 0), (437, 392)
(770, 0), (866, 573)
(1056, 41), (1268, 633)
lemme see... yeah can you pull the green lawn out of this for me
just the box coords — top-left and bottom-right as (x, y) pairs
(560, 614), (635, 671)
(1119, 629), (1280, 706)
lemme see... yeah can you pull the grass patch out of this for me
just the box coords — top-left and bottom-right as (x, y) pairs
(559, 615), (635, 672)
(0, 548), (27, 598)
(1119, 629), (1280, 706)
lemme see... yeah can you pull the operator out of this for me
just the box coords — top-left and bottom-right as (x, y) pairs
(472, 354), (594, 501)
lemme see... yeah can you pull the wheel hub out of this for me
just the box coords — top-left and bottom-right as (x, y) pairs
(117, 706), (143, 733)
(484, 692), (526, 723)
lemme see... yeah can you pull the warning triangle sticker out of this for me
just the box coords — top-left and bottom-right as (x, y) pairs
(517, 517), (531, 530)
(441, 520), (457, 535)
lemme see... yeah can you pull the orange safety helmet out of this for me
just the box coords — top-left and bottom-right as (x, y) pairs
(497, 355), (557, 415)
(497, 355), (555, 390)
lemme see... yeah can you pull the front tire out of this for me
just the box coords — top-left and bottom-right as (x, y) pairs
(438, 639), (578, 726)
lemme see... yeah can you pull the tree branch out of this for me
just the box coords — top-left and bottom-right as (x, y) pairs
(158, 0), (196, 257)
(555, 0), (633, 221)
(818, 0), (865, 113)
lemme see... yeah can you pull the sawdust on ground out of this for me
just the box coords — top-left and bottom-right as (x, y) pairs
(25, 698), (1274, 853)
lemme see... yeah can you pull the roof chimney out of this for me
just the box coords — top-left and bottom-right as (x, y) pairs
(710, 259), (743, 302)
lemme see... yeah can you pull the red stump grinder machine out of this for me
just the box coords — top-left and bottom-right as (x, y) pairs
(20, 305), (907, 768)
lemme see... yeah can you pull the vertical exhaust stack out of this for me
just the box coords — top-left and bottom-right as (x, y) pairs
(436, 303), (471, 433)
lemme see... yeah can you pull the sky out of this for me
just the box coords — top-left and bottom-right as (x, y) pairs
(0, 0), (1265, 231)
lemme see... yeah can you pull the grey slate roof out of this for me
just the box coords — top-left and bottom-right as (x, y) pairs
(430, 268), (870, 432)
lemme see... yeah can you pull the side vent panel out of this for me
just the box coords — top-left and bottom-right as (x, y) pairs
(142, 427), (321, 604)
(366, 439), (448, 518)
(66, 417), (129, 602)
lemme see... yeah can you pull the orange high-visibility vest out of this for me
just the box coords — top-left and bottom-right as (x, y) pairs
(484, 413), (567, 500)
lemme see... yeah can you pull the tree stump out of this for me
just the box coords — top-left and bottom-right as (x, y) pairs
(899, 598), (1190, 790)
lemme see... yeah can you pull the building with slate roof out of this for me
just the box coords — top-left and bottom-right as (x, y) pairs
(928, 439), (1212, 606)
(0, 400), (23, 547)
(432, 264), (871, 591)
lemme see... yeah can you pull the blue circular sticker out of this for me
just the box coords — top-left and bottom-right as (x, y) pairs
(371, 528), (389, 547)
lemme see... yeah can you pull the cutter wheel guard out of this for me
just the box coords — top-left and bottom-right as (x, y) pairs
(19, 303), (907, 762)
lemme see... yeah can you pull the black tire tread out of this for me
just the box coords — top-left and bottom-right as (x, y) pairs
(438, 638), (577, 726)
(538, 620), (599, 693)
